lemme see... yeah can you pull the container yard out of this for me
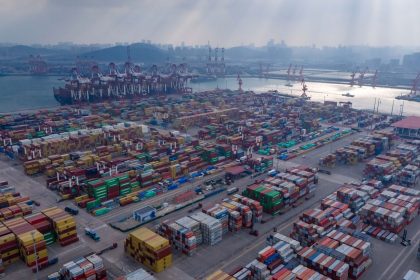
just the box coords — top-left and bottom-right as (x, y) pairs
(0, 87), (419, 280)
(124, 227), (172, 273)
(2, 1), (420, 279)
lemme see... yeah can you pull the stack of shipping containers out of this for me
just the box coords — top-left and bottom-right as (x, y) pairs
(2, 217), (48, 267)
(189, 212), (223, 246)
(51, 253), (107, 280)
(0, 223), (19, 266)
(157, 220), (197, 256)
(42, 207), (78, 246)
(243, 167), (317, 215)
(125, 227), (172, 273)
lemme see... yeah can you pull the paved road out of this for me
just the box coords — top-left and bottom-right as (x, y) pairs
(171, 132), (420, 280)
(0, 156), (126, 279)
(2, 129), (419, 280)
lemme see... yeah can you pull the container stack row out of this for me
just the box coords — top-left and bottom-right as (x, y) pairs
(24, 212), (56, 245)
(189, 212), (223, 246)
(206, 232), (334, 280)
(0, 202), (32, 222)
(364, 142), (420, 181)
(203, 204), (230, 235)
(221, 199), (253, 228)
(157, 220), (197, 256)
(2, 217), (48, 268)
(243, 167), (317, 214)
(359, 184), (420, 234)
(125, 227), (172, 273)
(42, 207), (78, 246)
(0, 223), (19, 266)
(231, 194), (263, 223)
(20, 122), (143, 162)
(320, 132), (395, 167)
(396, 164), (420, 187)
(48, 253), (107, 280)
(157, 194), (261, 256)
(319, 154), (337, 167)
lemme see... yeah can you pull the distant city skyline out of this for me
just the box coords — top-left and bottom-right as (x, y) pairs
(1, 0), (420, 47)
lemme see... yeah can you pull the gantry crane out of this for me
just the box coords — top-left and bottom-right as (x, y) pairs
(29, 55), (48, 75)
(292, 65), (298, 81)
(371, 70), (378, 88)
(286, 64), (292, 82)
(299, 66), (304, 83)
(237, 73), (243, 92)
(358, 67), (369, 87)
(301, 78), (308, 99)
(350, 67), (359, 87)
(410, 73), (420, 96)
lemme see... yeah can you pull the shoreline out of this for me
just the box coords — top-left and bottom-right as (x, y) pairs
(0, 89), (409, 118)
(0, 79), (417, 116)
(0, 73), (413, 91)
(224, 74), (412, 91)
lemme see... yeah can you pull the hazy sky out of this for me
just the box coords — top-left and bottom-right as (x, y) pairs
(1, 0), (420, 47)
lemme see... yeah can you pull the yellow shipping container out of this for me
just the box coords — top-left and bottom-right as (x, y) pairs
(23, 249), (48, 263)
(53, 216), (75, 228)
(160, 156), (169, 163)
(42, 207), (61, 215)
(55, 221), (76, 233)
(0, 233), (16, 244)
(1, 248), (19, 258)
(61, 154), (70, 161)
(17, 230), (44, 246)
(57, 230), (77, 239)
(44, 168), (56, 177)
(74, 194), (89, 203)
(145, 255), (172, 273)
(129, 228), (169, 251)
(3, 256), (19, 266)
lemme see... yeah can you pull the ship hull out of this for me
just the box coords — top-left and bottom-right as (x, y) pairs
(53, 86), (189, 106)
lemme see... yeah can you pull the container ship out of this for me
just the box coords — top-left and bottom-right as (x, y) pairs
(396, 94), (420, 103)
(190, 74), (217, 83)
(53, 63), (196, 105)
(396, 73), (420, 102)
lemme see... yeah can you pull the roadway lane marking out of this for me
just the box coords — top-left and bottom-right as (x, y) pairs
(93, 224), (109, 231)
(101, 173), (223, 222)
(55, 243), (86, 258)
(218, 215), (296, 270)
(199, 178), (362, 278)
(380, 229), (420, 280)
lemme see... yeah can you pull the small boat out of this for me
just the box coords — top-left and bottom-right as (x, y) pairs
(342, 92), (354, 97)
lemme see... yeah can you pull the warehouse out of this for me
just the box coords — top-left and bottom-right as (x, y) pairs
(392, 116), (420, 139)
(225, 166), (249, 180)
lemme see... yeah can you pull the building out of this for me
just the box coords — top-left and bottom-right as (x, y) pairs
(392, 116), (420, 139)
(225, 165), (249, 180)
(402, 52), (420, 71)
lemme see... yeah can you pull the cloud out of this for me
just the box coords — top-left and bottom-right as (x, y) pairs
(0, 0), (419, 46)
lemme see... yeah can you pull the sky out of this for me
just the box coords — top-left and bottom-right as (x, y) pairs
(0, 0), (420, 47)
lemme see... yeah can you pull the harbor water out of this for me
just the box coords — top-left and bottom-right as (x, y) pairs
(0, 75), (418, 116)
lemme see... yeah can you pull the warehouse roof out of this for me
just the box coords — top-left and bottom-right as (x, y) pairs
(225, 165), (246, 175)
(392, 116), (420, 129)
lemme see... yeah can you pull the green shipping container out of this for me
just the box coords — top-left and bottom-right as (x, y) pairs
(93, 207), (110, 216)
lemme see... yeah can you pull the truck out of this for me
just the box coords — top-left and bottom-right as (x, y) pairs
(133, 206), (156, 223)
(64, 206), (79, 215)
(227, 187), (239, 195)
(85, 227), (100, 241)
